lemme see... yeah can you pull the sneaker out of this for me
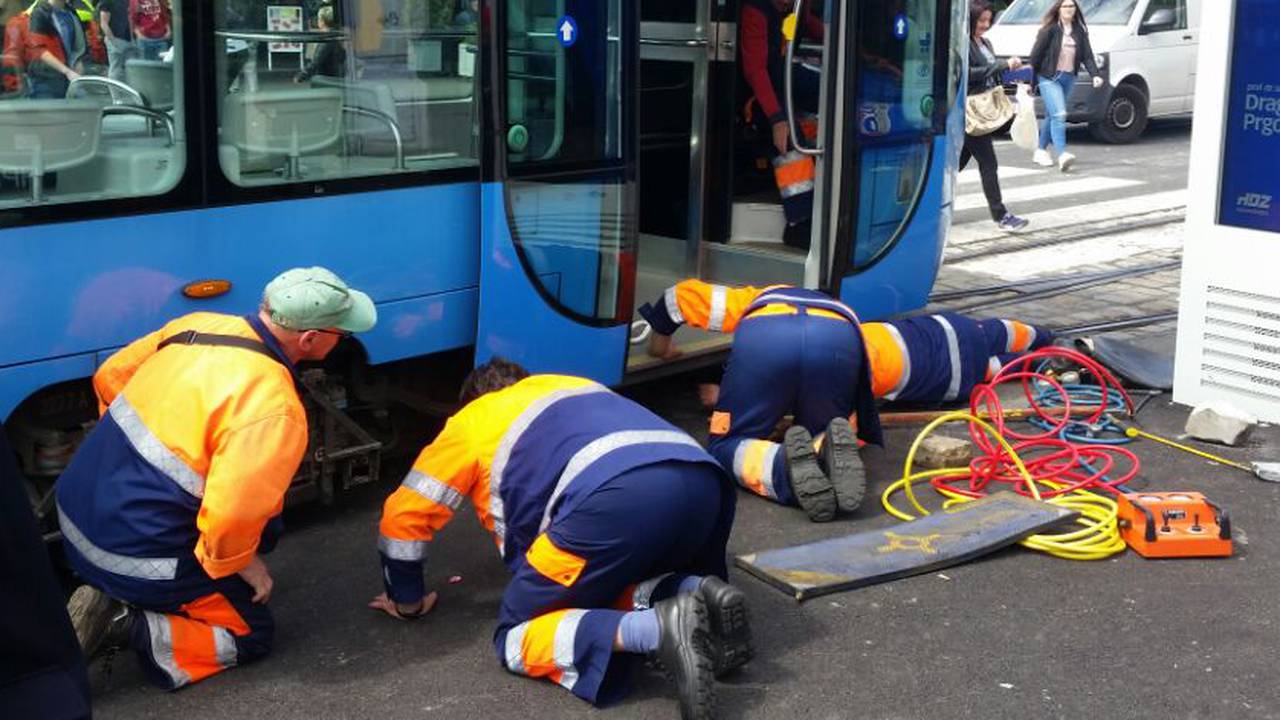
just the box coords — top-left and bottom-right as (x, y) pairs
(1032, 149), (1053, 167)
(783, 425), (836, 522)
(697, 576), (754, 677)
(67, 585), (125, 658)
(819, 417), (866, 513)
(1058, 151), (1076, 172)
(652, 593), (717, 720)
(997, 213), (1030, 232)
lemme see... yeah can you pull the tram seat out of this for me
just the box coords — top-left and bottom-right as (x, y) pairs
(309, 76), (405, 163)
(221, 89), (343, 180)
(124, 59), (175, 112)
(0, 99), (101, 203)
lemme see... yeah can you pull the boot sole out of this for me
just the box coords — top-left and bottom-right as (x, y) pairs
(784, 426), (836, 522)
(664, 593), (717, 720)
(822, 419), (866, 513)
(703, 581), (754, 677)
(67, 585), (116, 659)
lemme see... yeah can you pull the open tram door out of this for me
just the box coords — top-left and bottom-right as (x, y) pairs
(475, 0), (639, 384)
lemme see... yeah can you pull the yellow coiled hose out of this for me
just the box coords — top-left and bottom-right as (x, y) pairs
(880, 411), (1126, 561)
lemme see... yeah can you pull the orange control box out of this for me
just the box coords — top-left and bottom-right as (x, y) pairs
(1117, 492), (1232, 558)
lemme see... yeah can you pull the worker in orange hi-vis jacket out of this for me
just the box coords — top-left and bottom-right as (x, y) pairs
(55, 267), (377, 691)
(638, 280), (1053, 522)
(371, 358), (749, 720)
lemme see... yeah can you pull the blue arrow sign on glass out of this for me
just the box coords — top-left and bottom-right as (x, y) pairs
(892, 13), (909, 40)
(558, 15), (578, 47)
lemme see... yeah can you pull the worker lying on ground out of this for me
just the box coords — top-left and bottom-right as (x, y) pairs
(370, 358), (750, 720)
(639, 282), (884, 523)
(56, 267), (377, 690)
(638, 281), (1052, 521)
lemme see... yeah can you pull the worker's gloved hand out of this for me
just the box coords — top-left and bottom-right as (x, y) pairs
(368, 590), (439, 620)
(238, 555), (274, 604)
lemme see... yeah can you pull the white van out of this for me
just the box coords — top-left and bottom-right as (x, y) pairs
(986, 0), (1201, 143)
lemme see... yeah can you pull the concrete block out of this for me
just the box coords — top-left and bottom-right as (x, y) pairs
(1184, 401), (1257, 446)
(915, 435), (975, 470)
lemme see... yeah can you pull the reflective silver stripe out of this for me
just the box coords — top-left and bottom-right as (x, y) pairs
(663, 285), (685, 326)
(403, 470), (464, 510)
(504, 622), (529, 674)
(1024, 325), (1038, 351)
(144, 611), (191, 688)
(932, 315), (964, 402)
(632, 572), (673, 610)
(538, 430), (704, 533)
(882, 323), (912, 401)
(1001, 319), (1017, 352)
(758, 443), (781, 500)
(213, 627), (238, 669)
(731, 442), (751, 486)
(752, 292), (860, 323)
(708, 286), (729, 332)
(378, 535), (428, 561)
(58, 506), (177, 581)
(778, 179), (814, 198)
(109, 395), (206, 499)
(490, 384), (610, 556)
(554, 609), (588, 691)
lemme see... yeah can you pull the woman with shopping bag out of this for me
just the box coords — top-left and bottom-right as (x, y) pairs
(963, 0), (1029, 232)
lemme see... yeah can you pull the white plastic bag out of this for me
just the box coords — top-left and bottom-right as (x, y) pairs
(1010, 84), (1039, 151)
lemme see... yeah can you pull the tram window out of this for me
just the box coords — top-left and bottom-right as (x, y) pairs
(505, 0), (623, 167)
(850, 0), (940, 269)
(214, 1), (478, 188)
(0, 0), (185, 209)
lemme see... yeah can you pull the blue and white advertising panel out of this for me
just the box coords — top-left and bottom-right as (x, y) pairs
(1219, 0), (1280, 233)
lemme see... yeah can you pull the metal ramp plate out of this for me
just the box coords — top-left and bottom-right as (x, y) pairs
(735, 492), (1080, 601)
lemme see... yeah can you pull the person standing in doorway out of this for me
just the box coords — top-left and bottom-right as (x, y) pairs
(964, 0), (1029, 232)
(1028, 0), (1104, 172)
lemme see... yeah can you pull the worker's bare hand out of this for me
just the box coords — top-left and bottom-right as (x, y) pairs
(772, 121), (790, 155)
(647, 333), (682, 360)
(238, 555), (274, 604)
(1007, 56), (1022, 69)
(697, 383), (720, 409)
(368, 591), (439, 620)
(1092, 76), (1104, 89)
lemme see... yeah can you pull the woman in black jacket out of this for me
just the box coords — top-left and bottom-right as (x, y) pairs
(1028, 0), (1104, 171)
(964, 0), (1028, 231)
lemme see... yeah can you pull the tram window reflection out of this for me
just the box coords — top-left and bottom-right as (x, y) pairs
(0, 0), (184, 209)
(215, 0), (479, 188)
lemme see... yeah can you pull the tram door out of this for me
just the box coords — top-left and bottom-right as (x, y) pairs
(475, 0), (639, 383)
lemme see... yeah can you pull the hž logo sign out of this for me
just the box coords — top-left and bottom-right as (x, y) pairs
(1236, 192), (1273, 216)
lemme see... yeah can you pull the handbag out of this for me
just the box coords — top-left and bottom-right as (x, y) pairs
(965, 86), (1015, 136)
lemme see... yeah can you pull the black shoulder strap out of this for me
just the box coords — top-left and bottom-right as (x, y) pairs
(158, 330), (282, 365)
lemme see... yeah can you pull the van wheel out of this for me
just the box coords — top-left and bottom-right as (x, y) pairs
(1089, 84), (1149, 144)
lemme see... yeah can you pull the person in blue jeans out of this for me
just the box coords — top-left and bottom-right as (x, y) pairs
(1027, 0), (1103, 172)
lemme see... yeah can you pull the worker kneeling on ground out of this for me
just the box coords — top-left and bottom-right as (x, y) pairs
(639, 281), (884, 523)
(55, 267), (377, 690)
(370, 359), (750, 720)
(639, 281), (1053, 521)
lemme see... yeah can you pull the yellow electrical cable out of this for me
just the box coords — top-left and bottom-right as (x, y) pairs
(880, 411), (1125, 561)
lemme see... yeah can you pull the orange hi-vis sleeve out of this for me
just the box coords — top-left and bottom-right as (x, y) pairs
(379, 374), (602, 555)
(109, 312), (308, 579)
(93, 325), (168, 416)
(665, 280), (783, 334)
(860, 322), (910, 400)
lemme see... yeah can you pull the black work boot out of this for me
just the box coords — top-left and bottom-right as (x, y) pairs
(652, 593), (717, 720)
(698, 576), (754, 677)
(820, 417), (867, 513)
(67, 585), (125, 659)
(784, 425), (836, 522)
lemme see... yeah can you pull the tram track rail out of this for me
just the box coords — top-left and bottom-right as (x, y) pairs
(943, 207), (1186, 264)
(930, 256), (1182, 314)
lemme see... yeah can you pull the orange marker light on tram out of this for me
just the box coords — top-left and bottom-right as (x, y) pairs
(182, 279), (233, 299)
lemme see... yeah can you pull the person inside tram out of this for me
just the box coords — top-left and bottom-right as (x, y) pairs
(294, 4), (345, 83)
(25, 0), (89, 98)
(739, 0), (824, 249)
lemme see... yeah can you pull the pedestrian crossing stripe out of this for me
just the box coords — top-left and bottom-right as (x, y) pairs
(954, 176), (1145, 212)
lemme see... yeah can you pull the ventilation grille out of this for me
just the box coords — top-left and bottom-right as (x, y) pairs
(1200, 286), (1280, 403)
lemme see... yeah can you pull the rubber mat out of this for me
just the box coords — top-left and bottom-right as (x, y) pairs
(735, 492), (1079, 601)
(1078, 336), (1174, 390)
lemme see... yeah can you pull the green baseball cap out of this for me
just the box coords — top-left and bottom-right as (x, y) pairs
(264, 267), (377, 333)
